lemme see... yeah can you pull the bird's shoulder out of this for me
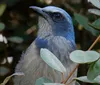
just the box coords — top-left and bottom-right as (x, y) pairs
(35, 36), (76, 49)
(48, 36), (76, 51)
(47, 36), (76, 65)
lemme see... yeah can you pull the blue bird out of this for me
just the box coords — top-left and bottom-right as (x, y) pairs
(14, 6), (77, 85)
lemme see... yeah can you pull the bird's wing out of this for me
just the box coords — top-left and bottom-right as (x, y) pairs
(14, 41), (61, 85)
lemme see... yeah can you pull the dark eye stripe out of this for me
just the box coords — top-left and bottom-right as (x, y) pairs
(53, 13), (61, 18)
(48, 12), (65, 22)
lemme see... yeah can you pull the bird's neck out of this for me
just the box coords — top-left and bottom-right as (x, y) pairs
(64, 26), (75, 42)
(52, 23), (75, 42)
(38, 16), (53, 39)
(38, 16), (75, 42)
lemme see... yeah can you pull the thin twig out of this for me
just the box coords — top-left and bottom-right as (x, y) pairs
(88, 35), (100, 50)
(63, 64), (79, 84)
(63, 35), (100, 84)
(66, 79), (74, 85)
(61, 73), (65, 83)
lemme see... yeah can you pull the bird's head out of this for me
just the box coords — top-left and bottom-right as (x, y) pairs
(30, 6), (75, 41)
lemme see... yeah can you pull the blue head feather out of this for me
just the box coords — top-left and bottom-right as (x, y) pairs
(30, 6), (75, 48)
(42, 6), (75, 40)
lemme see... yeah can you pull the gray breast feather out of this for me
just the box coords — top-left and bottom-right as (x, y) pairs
(14, 38), (77, 85)
(14, 42), (61, 85)
(47, 36), (76, 65)
(47, 36), (77, 84)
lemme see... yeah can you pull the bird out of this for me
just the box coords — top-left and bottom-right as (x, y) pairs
(14, 6), (77, 85)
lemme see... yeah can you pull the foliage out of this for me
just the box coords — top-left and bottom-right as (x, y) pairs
(70, 50), (100, 64)
(70, 50), (100, 84)
(35, 77), (52, 85)
(0, 0), (100, 85)
(0, 22), (5, 31)
(74, 76), (100, 84)
(70, 0), (100, 84)
(88, 0), (100, 16)
(88, 9), (100, 16)
(0, 73), (24, 85)
(88, 0), (100, 9)
(44, 83), (64, 85)
(40, 48), (66, 73)
(7, 36), (23, 44)
(74, 13), (100, 36)
(0, 4), (6, 17)
(87, 58), (100, 80)
(89, 18), (100, 31)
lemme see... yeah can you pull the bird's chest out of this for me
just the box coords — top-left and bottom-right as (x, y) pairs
(47, 36), (72, 61)
(35, 36), (73, 62)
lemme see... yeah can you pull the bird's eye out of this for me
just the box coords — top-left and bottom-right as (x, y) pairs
(50, 12), (64, 22)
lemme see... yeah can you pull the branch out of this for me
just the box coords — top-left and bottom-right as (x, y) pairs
(61, 73), (65, 83)
(63, 64), (79, 84)
(63, 35), (100, 84)
(65, 79), (74, 85)
(88, 35), (100, 50)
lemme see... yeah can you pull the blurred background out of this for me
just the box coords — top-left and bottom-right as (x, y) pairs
(0, 0), (100, 85)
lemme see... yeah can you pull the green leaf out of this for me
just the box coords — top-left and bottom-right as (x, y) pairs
(0, 67), (9, 76)
(88, 23), (100, 31)
(93, 18), (100, 26)
(40, 48), (66, 73)
(0, 72), (24, 85)
(88, 9), (100, 16)
(44, 83), (64, 85)
(89, 18), (100, 31)
(75, 76), (100, 84)
(88, 0), (100, 9)
(74, 13), (88, 27)
(0, 22), (5, 31)
(74, 13), (100, 36)
(75, 81), (80, 85)
(70, 50), (100, 64)
(0, 4), (7, 17)
(35, 77), (52, 85)
(92, 18), (100, 30)
(7, 36), (23, 44)
(87, 58), (100, 80)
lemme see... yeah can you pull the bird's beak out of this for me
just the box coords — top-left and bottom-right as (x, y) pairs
(29, 6), (46, 18)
